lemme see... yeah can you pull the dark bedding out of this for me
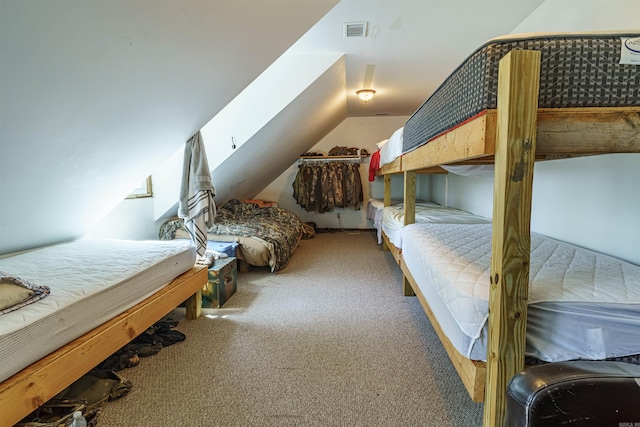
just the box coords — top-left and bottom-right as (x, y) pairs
(161, 199), (314, 272)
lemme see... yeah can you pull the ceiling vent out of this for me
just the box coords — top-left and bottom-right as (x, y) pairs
(343, 21), (368, 38)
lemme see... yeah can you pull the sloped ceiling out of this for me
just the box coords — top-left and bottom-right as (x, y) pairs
(207, 0), (547, 204)
(5, 0), (623, 255)
(0, 0), (338, 254)
(211, 57), (348, 206)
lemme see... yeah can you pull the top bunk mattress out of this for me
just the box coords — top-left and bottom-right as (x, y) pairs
(0, 239), (196, 382)
(403, 32), (640, 154)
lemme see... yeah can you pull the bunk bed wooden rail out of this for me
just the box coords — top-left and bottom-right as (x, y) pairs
(0, 265), (207, 427)
(400, 107), (640, 172)
(379, 108), (639, 176)
(381, 48), (640, 427)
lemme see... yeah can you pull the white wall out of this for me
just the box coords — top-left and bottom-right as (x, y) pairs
(255, 116), (408, 229)
(432, 155), (640, 265)
(511, 0), (640, 33)
(85, 197), (159, 241)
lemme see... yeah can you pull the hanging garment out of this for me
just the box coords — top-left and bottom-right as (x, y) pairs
(292, 162), (363, 212)
(369, 149), (381, 182)
(178, 131), (216, 258)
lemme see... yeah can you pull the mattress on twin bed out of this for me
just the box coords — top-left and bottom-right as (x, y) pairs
(402, 32), (640, 154)
(381, 202), (490, 249)
(401, 223), (640, 363)
(367, 198), (404, 244)
(0, 239), (196, 383)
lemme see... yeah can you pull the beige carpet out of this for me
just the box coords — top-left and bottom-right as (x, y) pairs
(98, 231), (484, 426)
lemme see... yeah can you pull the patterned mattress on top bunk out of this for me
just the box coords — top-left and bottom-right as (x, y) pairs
(0, 239), (196, 383)
(402, 32), (640, 154)
(401, 223), (640, 365)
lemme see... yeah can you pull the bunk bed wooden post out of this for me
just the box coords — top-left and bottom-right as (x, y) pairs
(403, 170), (416, 225)
(483, 50), (541, 427)
(383, 174), (392, 207)
(381, 174), (393, 253)
(402, 170), (417, 296)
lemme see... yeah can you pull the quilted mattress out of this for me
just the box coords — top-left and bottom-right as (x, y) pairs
(0, 239), (196, 382)
(403, 32), (640, 154)
(381, 202), (490, 249)
(367, 198), (405, 244)
(401, 223), (640, 363)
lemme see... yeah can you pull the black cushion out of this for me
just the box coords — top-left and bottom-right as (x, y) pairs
(506, 361), (640, 426)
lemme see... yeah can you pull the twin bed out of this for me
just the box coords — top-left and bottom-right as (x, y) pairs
(0, 201), (310, 425)
(160, 199), (313, 273)
(373, 32), (640, 425)
(0, 239), (206, 426)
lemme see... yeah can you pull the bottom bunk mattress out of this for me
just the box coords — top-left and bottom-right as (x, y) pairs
(367, 198), (403, 244)
(0, 239), (196, 383)
(382, 202), (490, 249)
(401, 223), (640, 363)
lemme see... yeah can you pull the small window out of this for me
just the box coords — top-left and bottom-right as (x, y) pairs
(126, 176), (153, 199)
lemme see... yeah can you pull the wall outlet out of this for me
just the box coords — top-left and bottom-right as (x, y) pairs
(337, 213), (341, 219)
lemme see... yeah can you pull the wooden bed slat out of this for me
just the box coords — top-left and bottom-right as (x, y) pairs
(399, 106), (640, 173)
(0, 265), (207, 427)
(401, 261), (486, 402)
(378, 155), (402, 175)
(402, 113), (497, 171)
(381, 232), (401, 265)
(536, 107), (640, 155)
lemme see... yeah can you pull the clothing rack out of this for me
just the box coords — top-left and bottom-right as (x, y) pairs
(298, 155), (369, 164)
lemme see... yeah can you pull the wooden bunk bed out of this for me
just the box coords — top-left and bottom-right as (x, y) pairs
(0, 243), (207, 427)
(378, 34), (640, 426)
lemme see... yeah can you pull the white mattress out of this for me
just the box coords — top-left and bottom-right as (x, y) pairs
(366, 198), (385, 222)
(0, 239), (196, 382)
(401, 223), (640, 362)
(379, 126), (404, 167)
(381, 202), (490, 249)
(367, 198), (403, 244)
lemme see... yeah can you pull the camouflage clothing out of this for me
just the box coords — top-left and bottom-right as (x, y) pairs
(160, 200), (314, 272)
(292, 162), (363, 212)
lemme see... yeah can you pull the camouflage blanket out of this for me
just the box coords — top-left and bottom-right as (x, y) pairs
(160, 199), (314, 272)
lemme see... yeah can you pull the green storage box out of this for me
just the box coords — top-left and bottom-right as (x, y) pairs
(203, 257), (237, 308)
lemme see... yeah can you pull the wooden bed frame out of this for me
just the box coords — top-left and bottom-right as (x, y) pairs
(0, 265), (207, 427)
(378, 50), (640, 426)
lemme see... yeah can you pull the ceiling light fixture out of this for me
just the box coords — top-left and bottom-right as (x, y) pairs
(356, 89), (376, 102)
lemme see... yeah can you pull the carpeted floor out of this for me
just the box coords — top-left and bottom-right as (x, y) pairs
(98, 231), (484, 426)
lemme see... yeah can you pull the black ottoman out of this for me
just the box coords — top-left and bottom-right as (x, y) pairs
(506, 361), (640, 426)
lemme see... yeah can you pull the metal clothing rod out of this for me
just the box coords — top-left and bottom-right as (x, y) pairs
(298, 156), (367, 164)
